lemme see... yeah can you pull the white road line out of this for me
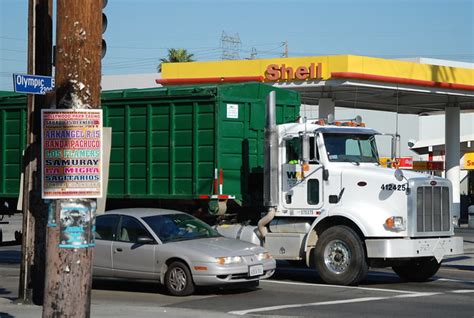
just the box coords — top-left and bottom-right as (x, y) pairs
(436, 278), (474, 284)
(436, 278), (460, 282)
(451, 290), (474, 293)
(228, 297), (388, 315)
(263, 279), (419, 294)
(393, 292), (442, 298)
(228, 292), (441, 316)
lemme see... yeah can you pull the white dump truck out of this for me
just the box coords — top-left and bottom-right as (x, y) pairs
(218, 91), (464, 285)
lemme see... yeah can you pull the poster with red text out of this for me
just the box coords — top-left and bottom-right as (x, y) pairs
(41, 109), (103, 199)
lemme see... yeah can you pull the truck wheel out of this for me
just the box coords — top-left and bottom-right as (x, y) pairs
(392, 257), (440, 282)
(314, 225), (368, 286)
(165, 261), (195, 296)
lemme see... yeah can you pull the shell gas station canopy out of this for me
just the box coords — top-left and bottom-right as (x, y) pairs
(158, 54), (474, 220)
(158, 54), (474, 114)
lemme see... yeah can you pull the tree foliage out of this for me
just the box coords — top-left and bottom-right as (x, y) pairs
(158, 48), (195, 72)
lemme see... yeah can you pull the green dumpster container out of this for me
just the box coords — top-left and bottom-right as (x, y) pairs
(0, 92), (27, 198)
(0, 82), (300, 213)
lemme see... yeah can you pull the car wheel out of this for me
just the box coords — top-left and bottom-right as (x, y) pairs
(392, 257), (441, 282)
(314, 225), (368, 286)
(165, 261), (195, 296)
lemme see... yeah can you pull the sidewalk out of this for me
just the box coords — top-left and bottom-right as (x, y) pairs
(0, 299), (237, 318)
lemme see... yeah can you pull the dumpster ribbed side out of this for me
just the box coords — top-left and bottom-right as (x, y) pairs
(0, 84), (300, 210)
(0, 94), (27, 198)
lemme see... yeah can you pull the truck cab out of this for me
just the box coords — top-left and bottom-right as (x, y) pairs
(279, 123), (381, 217)
(261, 118), (463, 285)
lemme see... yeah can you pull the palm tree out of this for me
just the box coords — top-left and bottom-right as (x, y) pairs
(158, 48), (195, 72)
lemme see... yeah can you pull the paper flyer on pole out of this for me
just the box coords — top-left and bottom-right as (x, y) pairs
(41, 109), (103, 199)
(58, 201), (96, 248)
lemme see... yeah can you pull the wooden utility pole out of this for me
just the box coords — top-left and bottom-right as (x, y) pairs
(19, 0), (53, 305)
(42, 1), (102, 317)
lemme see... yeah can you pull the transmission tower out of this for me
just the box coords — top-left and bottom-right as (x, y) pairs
(221, 31), (242, 60)
(250, 47), (257, 59)
(282, 40), (288, 58)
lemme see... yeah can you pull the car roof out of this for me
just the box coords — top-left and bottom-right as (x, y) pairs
(103, 208), (186, 218)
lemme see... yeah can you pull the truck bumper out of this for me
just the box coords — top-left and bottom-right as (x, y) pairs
(365, 236), (464, 263)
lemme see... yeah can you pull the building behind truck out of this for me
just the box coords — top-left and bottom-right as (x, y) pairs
(0, 83), (463, 286)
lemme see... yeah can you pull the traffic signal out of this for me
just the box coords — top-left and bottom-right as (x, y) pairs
(101, 0), (108, 59)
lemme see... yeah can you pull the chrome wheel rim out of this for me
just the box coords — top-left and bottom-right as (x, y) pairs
(323, 239), (351, 274)
(168, 267), (187, 292)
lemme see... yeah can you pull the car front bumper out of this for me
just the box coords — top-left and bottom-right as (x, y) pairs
(191, 259), (276, 286)
(365, 236), (464, 262)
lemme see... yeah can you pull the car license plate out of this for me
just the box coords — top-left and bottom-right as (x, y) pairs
(249, 264), (263, 277)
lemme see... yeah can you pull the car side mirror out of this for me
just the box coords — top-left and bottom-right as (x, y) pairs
(136, 236), (154, 244)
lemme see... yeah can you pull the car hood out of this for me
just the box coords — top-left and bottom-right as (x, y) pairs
(168, 236), (265, 257)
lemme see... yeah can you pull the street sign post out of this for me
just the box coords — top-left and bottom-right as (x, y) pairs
(13, 73), (55, 95)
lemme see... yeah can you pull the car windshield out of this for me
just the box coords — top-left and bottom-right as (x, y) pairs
(142, 213), (221, 243)
(324, 133), (379, 163)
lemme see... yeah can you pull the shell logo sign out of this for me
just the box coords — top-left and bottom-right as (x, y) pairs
(464, 152), (474, 170)
(265, 63), (323, 81)
(379, 157), (413, 169)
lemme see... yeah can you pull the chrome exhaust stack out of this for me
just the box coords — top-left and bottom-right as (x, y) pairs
(259, 91), (278, 239)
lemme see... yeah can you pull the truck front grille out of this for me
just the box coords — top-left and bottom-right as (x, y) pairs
(416, 186), (450, 233)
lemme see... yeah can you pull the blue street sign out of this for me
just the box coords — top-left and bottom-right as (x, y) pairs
(13, 73), (55, 95)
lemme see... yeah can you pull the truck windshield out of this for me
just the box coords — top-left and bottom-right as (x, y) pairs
(324, 133), (379, 163)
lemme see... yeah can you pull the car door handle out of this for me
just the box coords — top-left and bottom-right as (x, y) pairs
(114, 248), (123, 253)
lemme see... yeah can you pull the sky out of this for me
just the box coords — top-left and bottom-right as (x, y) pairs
(0, 0), (473, 91)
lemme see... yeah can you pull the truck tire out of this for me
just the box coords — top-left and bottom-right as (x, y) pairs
(314, 225), (368, 286)
(392, 257), (440, 282)
(165, 261), (195, 296)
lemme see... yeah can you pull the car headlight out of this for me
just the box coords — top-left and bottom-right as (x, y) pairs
(215, 256), (242, 265)
(256, 252), (272, 261)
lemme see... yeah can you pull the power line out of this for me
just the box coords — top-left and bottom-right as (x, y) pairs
(0, 57), (26, 62)
(0, 48), (27, 53)
(0, 35), (27, 41)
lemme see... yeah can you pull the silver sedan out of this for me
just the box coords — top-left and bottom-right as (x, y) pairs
(93, 208), (275, 296)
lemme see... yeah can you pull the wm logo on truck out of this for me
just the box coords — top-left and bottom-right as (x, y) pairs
(286, 171), (304, 180)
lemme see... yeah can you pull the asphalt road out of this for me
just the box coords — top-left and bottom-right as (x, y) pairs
(1, 228), (473, 317)
(86, 263), (474, 318)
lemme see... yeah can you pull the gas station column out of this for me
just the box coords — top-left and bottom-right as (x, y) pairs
(445, 104), (461, 223)
(318, 98), (335, 120)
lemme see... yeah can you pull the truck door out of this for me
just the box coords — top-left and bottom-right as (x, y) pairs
(281, 136), (323, 215)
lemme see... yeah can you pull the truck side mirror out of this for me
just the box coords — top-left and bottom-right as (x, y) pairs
(300, 133), (310, 163)
(394, 169), (405, 182)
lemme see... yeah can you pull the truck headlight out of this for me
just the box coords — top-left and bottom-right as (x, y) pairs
(385, 216), (405, 231)
(216, 256), (242, 265)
